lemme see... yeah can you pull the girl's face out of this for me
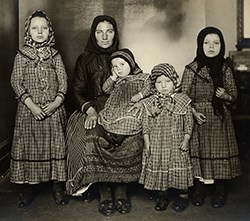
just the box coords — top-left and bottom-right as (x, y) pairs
(203, 33), (221, 58)
(29, 17), (49, 43)
(111, 57), (131, 78)
(95, 20), (115, 48)
(155, 75), (174, 95)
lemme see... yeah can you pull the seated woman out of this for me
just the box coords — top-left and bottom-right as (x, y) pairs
(66, 15), (144, 217)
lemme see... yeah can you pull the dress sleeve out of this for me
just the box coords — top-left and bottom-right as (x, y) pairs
(140, 75), (151, 98)
(102, 77), (116, 94)
(10, 53), (31, 103)
(71, 54), (93, 112)
(54, 54), (68, 100)
(181, 66), (194, 96)
(223, 66), (237, 104)
(184, 104), (194, 136)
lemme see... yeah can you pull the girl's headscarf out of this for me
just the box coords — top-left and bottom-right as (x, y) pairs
(24, 10), (55, 48)
(150, 63), (180, 93)
(149, 63), (180, 114)
(194, 26), (226, 119)
(109, 48), (142, 75)
(85, 15), (119, 54)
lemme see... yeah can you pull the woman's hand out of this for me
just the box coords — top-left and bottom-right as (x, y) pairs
(192, 108), (206, 125)
(215, 87), (232, 101)
(85, 107), (99, 129)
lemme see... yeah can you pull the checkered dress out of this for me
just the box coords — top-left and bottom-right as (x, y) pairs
(10, 46), (68, 183)
(98, 73), (150, 135)
(181, 61), (242, 180)
(139, 93), (194, 191)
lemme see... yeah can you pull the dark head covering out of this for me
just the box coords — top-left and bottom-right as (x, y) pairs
(85, 15), (119, 54)
(150, 63), (180, 93)
(194, 26), (226, 119)
(110, 48), (142, 75)
(24, 10), (55, 48)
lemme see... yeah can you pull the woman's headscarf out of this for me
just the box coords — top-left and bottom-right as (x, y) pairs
(109, 48), (142, 75)
(194, 26), (226, 119)
(85, 15), (119, 54)
(24, 10), (55, 48)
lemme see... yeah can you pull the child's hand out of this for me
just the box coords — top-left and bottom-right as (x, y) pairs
(110, 67), (118, 81)
(215, 87), (231, 101)
(179, 140), (189, 152)
(42, 101), (59, 116)
(193, 111), (206, 125)
(179, 134), (190, 152)
(130, 93), (143, 104)
(143, 134), (150, 157)
(24, 97), (46, 120)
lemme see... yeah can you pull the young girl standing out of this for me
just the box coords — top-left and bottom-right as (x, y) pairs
(139, 63), (194, 212)
(181, 27), (241, 208)
(10, 10), (68, 207)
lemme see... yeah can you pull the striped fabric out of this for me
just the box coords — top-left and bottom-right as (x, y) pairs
(66, 111), (143, 195)
(181, 61), (242, 179)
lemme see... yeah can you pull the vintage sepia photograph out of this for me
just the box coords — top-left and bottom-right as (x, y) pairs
(0, 0), (249, 220)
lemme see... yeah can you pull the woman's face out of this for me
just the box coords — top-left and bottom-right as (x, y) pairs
(29, 17), (49, 43)
(95, 20), (115, 48)
(155, 75), (174, 95)
(203, 33), (221, 58)
(111, 57), (131, 78)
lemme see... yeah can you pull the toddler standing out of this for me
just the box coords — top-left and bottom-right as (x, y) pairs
(139, 63), (193, 212)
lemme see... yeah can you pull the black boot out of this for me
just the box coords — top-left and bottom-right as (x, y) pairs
(98, 183), (115, 216)
(114, 183), (131, 214)
(211, 179), (227, 208)
(191, 179), (206, 206)
(172, 189), (189, 212)
(52, 181), (69, 205)
(154, 190), (169, 211)
(18, 184), (38, 208)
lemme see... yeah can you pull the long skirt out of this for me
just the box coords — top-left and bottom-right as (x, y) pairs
(10, 102), (67, 183)
(190, 102), (242, 180)
(66, 111), (143, 195)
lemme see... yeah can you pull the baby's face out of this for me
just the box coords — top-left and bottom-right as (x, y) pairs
(155, 75), (174, 95)
(111, 57), (131, 78)
(203, 33), (221, 58)
(29, 17), (49, 43)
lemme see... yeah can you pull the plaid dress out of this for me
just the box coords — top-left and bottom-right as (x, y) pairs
(139, 93), (194, 191)
(181, 61), (242, 180)
(10, 46), (68, 183)
(98, 73), (150, 135)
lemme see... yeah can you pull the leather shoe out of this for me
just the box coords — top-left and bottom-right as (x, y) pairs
(154, 197), (169, 211)
(191, 193), (205, 206)
(53, 191), (69, 205)
(116, 198), (131, 214)
(99, 200), (116, 216)
(18, 192), (36, 208)
(172, 198), (189, 212)
(211, 195), (226, 208)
